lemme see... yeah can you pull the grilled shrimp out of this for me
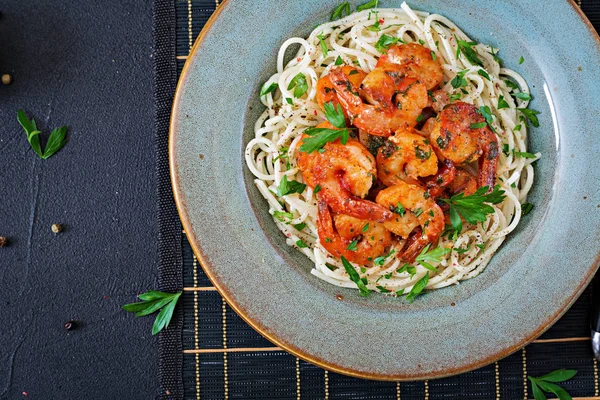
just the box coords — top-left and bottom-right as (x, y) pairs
(315, 66), (368, 114)
(376, 43), (444, 90)
(429, 102), (499, 190)
(376, 128), (438, 187)
(296, 123), (393, 222)
(375, 181), (444, 262)
(328, 67), (428, 137)
(317, 202), (392, 265)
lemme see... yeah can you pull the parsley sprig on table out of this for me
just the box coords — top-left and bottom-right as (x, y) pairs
(300, 101), (350, 153)
(17, 110), (68, 159)
(123, 290), (182, 335)
(439, 185), (506, 233)
(528, 369), (577, 400)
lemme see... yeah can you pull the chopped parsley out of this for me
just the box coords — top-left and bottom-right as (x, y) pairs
(366, 20), (381, 32)
(293, 222), (307, 231)
(477, 69), (491, 80)
(273, 210), (294, 223)
(518, 56), (524, 64)
(439, 185), (506, 233)
(300, 127), (349, 153)
(504, 79), (519, 91)
(335, 55), (344, 65)
(522, 202), (534, 216)
(375, 34), (404, 53)
(374, 249), (395, 266)
(413, 208), (423, 217)
(514, 151), (537, 159)
(476, 243), (485, 250)
(469, 122), (487, 129)
(331, 2), (351, 21)
(514, 92), (532, 101)
(478, 105), (497, 132)
(431, 51), (437, 60)
(397, 263), (416, 279)
(497, 95), (510, 110)
(456, 38), (483, 66)
(313, 184), (321, 194)
(296, 239), (309, 248)
(454, 245), (470, 254)
(357, 0), (378, 11)
(285, 98), (293, 105)
(260, 82), (278, 97)
(323, 101), (347, 128)
(376, 285), (391, 293)
(415, 244), (451, 272)
(341, 256), (370, 296)
(450, 69), (469, 89)
(395, 202), (405, 217)
(361, 223), (369, 233)
(406, 272), (429, 303)
(513, 124), (522, 131)
(287, 73), (308, 98)
(346, 240), (359, 251)
(276, 175), (306, 197)
(317, 33), (329, 57)
(517, 108), (540, 127)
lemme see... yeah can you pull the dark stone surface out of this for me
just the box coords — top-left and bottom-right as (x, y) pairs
(0, 1), (158, 398)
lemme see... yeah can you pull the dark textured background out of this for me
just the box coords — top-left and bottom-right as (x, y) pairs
(0, 1), (157, 399)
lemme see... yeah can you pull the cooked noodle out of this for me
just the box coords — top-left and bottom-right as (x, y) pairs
(245, 2), (540, 295)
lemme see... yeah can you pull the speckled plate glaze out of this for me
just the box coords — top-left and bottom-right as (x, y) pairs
(170, 0), (600, 380)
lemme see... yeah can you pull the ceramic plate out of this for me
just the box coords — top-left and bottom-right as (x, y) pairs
(170, 0), (600, 379)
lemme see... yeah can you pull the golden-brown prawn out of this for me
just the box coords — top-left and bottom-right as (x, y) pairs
(317, 202), (392, 265)
(376, 128), (438, 187)
(429, 102), (499, 190)
(375, 181), (444, 262)
(296, 123), (393, 222)
(376, 43), (444, 90)
(328, 67), (428, 137)
(315, 66), (368, 115)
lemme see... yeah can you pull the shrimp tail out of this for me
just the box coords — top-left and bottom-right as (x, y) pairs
(477, 129), (499, 191)
(424, 159), (456, 197)
(399, 227), (425, 262)
(319, 189), (393, 222)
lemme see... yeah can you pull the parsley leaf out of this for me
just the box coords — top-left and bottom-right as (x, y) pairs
(374, 249), (395, 266)
(376, 285), (391, 293)
(375, 34), (403, 53)
(457, 39), (483, 66)
(470, 122), (487, 129)
(478, 105), (497, 132)
(366, 20), (381, 32)
(514, 92), (532, 101)
(299, 127), (349, 153)
(341, 256), (370, 296)
(287, 73), (309, 98)
(517, 108), (540, 127)
(273, 211), (294, 223)
(514, 151), (537, 159)
(395, 202), (405, 217)
(260, 82), (278, 97)
(454, 244), (470, 254)
(323, 101), (346, 128)
(397, 263), (417, 279)
(331, 2), (351, 21)
(528, 369), (576, 400)
(285, 98), (294, 105)
(416, 244), (451, 271)
(504, 79), (519, 90)
(357, 0), (378, 11)
(346, 240), (359, 251)
(477, 69), (491, 80)
(440, 185), (506, 232)
(293, 222), (307, 231)
(335, 55), (344, 65)
(521, 202), (534, 216)
(406, 272), (429, 303)
(17, 110), (68, 159)
(276, 175), (307, 197)
(296, 239), (309, 248)
(519, 56), (525, 64)
(361, 223), (369, 233)
(317, 33), (329, 58)
(123, 290), (182, 335)
(498, 95), (510, 109)
(451, 69), (469, 89)
(314, 184), (321, 194)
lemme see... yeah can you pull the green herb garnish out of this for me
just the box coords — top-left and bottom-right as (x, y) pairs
(395, 202), (405, 217)
(470, 122), (487, 129)
(323, 101), (347, 128)
(454, 245), (470, 254)
(276, 175), (307, 197)
(397, 263), (417, 279)
(477, 69), (491, 80)
(522, 202), (534, 216)
(296, 239), (309, 248)
(260, 82), (278, 97)
(439, 185), (506, 233)
(476, 243), (485, 250)
(357, 0), (378, 11)
(285, 98), (293, 105)
(341, 256), (370, 296)
(518, 56), (525, 64)
(456, 39), (483, 66)
(518, 108), (540, 127)
(514, 151), (537, 159)
(406, 273), (429, 303)
(331, 2), (351, 21)
(273, 210), (294, 223)
(300, 127), (349, 153)
(317, 33), (329, 57)
(498, 95), (510, 110)
(514, 92), (532, 101)
(415, 244), (451, 271)
(478, 105), (497, 133)
(375, 34), (403, 53)
(123, 290), (182, 335)
(293, 222), (307, 231)
(17, 110), (68, 159)
(335, 55), (344, 65)
(504, 79), (519, 90)
(361, 223), (369, 233)
(528, 369), (577, 400)
(374, 249), (395, 266)
(288, 73), (308, 98)
(431, 51), (437, 61)
(346, 240), (359, 251)
(450, 69), (469, 89)
(314, 184), (321, 194)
